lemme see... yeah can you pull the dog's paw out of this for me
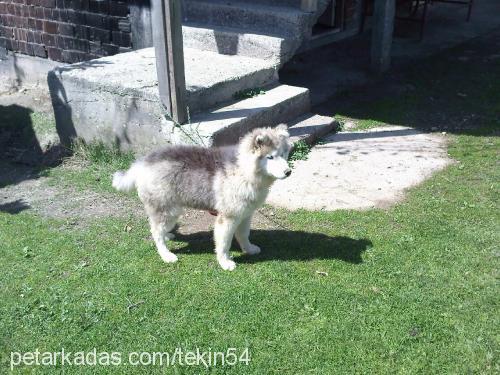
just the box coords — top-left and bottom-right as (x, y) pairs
(244, 244), (261, 255)
(164, 232), (175, 240)
(160, 252), (178, 263)
(218, 258), (237, 271)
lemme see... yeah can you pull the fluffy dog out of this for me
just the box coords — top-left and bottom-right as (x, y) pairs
(112, 125), (292, 271)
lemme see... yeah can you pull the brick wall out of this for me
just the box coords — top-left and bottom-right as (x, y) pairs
(0, 0), (131, 64)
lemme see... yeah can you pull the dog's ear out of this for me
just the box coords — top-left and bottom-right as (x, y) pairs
(275, 124), (289, 138)
(253, 131), (270, 149)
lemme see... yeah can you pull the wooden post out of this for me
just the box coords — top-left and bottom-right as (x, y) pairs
(370, 0), (395, 74)
(301, 0), (318, 12)
(151, 0), (187, 124)
(318, 0), (337, 27)
(130, 0), (153, 49)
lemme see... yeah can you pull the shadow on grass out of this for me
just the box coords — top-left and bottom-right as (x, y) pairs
(0, 199), (30, 214)
(312, 28), (500, 137)
(0, 59), (117, 190)
(175, 230), (372, 264)
(0, 104), (68, 189)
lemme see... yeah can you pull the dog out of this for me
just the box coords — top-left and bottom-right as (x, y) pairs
(112, 125), (292, 271)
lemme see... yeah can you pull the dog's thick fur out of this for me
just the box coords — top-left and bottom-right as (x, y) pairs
(113, 125), (292, 271)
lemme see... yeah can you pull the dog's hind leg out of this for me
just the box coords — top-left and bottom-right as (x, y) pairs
(146, 207), (179, 264)
(214, 215), (239, 271)
(162, 217), (177, 240)
(235, 215), (261, 255)
(162, 207), (182, 240)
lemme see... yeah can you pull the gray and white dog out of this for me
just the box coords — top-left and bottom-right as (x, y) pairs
(112, 125), (292, 271)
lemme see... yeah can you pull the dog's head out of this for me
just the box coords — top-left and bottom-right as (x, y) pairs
(241, 124), (292, 179)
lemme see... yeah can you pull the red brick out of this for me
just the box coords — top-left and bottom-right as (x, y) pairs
(27, 5), (36, 17)
(109, 1), (128, 17)
(42, 7), (53, 19)
(57, 22), (74, 36)
(35, 19), (44, 30)
(14, 27), (28, 41)
(62, 49), (88, 63)
(47, 46), (62, 60)
(41, 32), (56, 46)
(32, 43), (47, 57)
(1, 0), (132, 62)
(0, 26), (14, 38)
(35, 6), (44, 18)
(18, 40), (34, 55)
(43, 20), (58, 33)
(52, 8), (67, 21)
(111, 30), (130, 47)
(88, 26), (109, 42)
(40, 0), (56, 7)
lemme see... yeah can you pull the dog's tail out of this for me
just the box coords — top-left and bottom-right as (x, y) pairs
(112, 162), (141, 192)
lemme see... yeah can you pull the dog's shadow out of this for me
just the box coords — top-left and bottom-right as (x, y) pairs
(174, 230), (372, 264)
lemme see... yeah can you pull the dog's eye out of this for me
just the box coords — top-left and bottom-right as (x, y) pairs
(266, 155), (274, 160)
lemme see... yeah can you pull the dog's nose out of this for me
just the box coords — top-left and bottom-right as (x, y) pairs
(284, 169), (292, 177)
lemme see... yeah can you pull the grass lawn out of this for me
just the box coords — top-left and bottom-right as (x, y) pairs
(1, 34), (499, 373)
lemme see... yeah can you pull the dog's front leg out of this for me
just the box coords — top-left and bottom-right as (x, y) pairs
(235, 215), (261, 255)
(214, 215), (239, 271)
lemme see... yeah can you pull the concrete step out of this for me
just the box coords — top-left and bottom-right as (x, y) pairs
(49, 48), (310, 151)
(183, 0), (313, 38)
(176, 84), (311, 146)
(287, 113), (338, 146)
(182, 23), (299, 64)
(50, 47), (278, 117)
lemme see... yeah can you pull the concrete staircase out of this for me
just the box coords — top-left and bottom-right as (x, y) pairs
(181, 0), (331, 64)
(49, 0), (336, 151)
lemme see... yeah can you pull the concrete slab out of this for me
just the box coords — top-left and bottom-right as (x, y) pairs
(51, 47), (278, 115)
(48, 47), (292, 150)
(183, 84), (310, 146)
(0, 50), (62, 92)
(182, 23), (299, 64)
(287, 113), (338, 145)
(183, 0), (312, 37)
(267, 126), (453, 211)
(48, 78), (309, 151)
(179, 0), (330, 66)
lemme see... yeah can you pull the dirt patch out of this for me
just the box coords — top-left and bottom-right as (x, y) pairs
(0, 163), (279, 233)
(267, 126), (454, 211)
(0, 84), (54, 114)
(0, 173), (141, 222)
(1, 126), (453, 227)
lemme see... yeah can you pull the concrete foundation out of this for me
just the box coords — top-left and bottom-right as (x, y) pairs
(0, 50), (62, 92)
(47, 47), (289, 150)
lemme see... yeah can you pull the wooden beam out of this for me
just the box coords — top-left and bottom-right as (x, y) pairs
(301, 0), (318, 12)
(130, 0), (153, 49)
(318, 0), (337, 27)
(370, 0), (395, 73)
(151, 0), (187, 124)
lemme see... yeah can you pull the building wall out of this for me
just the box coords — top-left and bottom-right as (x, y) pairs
(0, 0), (362, 65)
(0, 0), (131, 64)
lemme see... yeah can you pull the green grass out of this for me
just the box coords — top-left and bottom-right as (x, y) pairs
(1, 130), (498, 374)
(288, 140), (312, 167)
(0, 106), (57, 149)
(42, 141), (135, 194)
(1, 33), (500, 373)
(332, 33), (500, 135)
(233, 87), (266, 100)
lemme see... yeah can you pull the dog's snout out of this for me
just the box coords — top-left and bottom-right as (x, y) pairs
(284, 169), (292, 177)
